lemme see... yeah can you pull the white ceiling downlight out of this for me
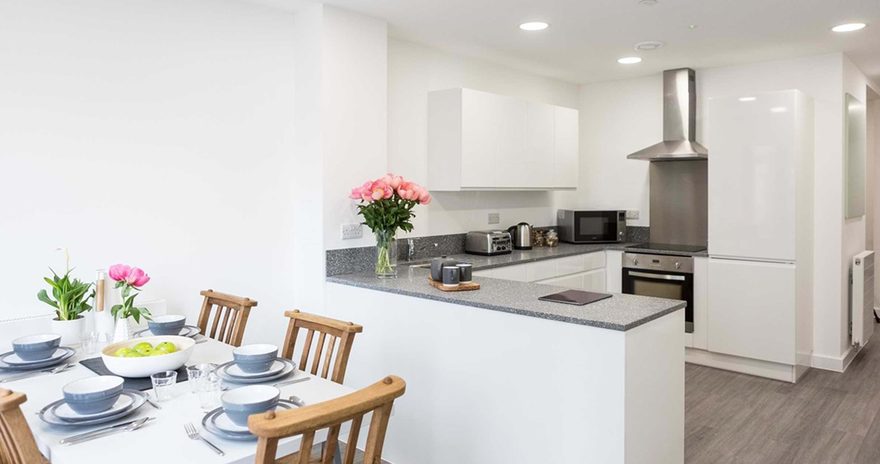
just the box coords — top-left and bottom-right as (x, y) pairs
(519, 21), (549, 31)
(638, 0), (658, 5)
(832, 22), (867, 32)
(617, 56), (642, 64)
(738, 96), (757, 102)
(634, 41), (664, 51)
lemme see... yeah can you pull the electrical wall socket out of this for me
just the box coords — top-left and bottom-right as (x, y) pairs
(341, 223), (363, 240)
(625, 210), (640, 220)
(488, 212), (500, 225)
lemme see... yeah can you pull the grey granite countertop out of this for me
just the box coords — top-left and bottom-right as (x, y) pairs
(327, 267), (685, 331)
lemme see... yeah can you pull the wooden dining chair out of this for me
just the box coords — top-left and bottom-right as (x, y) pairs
(281, 310), (363, 384)
(250, 375), (406, 464)
(196, 289), (258, 347)
(0, 389), (47, 464)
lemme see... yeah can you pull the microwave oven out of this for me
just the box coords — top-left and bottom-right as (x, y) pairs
(556, 210), (627, 243)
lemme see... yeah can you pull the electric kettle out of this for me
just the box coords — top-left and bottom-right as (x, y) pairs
(507, 222), (533, 250)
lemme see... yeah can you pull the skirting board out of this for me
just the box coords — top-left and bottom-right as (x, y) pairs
(686, 348), (800, 383)
(811, 345), (860, 373)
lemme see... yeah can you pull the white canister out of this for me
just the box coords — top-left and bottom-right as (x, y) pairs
(48, 317), (85, 345)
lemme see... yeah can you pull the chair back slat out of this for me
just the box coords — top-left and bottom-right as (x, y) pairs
(0, 389), (47, 464)
(343, 414), (364, 464)
(196, 290), (257, 347)
(282, 310), (362, 384)
(249, 376), (405, 464)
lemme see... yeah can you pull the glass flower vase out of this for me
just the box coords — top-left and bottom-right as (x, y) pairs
(374, 230), (398, 278)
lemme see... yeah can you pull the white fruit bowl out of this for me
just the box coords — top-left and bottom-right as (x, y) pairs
(101, 336), (195, 378)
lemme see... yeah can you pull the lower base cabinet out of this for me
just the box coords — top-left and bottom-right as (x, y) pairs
(535, 269), (606, 292)
(707, 258), (796, 365)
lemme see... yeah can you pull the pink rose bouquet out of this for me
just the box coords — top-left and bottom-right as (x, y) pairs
(108, 263), (152, 323)
(349, 173), (432, 277)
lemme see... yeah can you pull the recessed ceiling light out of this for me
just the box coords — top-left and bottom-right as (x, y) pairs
(519, 21), (549, 31)
(688, 24), (698, 30)
(770, 106), (788, 113)
(832, 22), (866, 32)
(639, 0), (658, 5)
(617, 56), (642, 64)
(634, 41), (664, 51)
(738, 97), (757, 102)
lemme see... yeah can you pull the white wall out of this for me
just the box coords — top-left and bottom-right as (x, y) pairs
(872, 96), (880, 309)
(0, 0), (298, 345)
(554, 75), (660, 226)
(384, 39), (579, 237)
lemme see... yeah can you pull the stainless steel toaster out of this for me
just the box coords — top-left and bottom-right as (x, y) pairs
(465, 231), (512, 256)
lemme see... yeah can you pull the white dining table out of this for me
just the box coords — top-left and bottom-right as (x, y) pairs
(1, 338), (356, 464)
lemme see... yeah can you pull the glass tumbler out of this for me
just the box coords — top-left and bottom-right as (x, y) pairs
(198, 372), (222, 411)
(151, 370), (178, 402)
(186, 363), (215, 394)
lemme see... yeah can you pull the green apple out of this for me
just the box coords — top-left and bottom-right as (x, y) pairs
(114, 347), (133, 357)
(132, 342), (153, 355)
(122, 351), (144, 358)
(148, 350), (166, 357)
(155, 342), (177, 354)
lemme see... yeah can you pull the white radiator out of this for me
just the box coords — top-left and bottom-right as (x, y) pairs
(852, 251), (875, 347)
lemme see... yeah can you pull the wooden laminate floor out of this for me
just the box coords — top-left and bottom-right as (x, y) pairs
(686, 328), (880, 463)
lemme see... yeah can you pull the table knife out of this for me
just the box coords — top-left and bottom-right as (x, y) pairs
(0, 363), (73, 383)
(59, 417), (154, 445)
(273, 376), (311, 388)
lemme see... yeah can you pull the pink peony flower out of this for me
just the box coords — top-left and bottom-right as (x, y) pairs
(381, 173), (404, 189)
(369, 180), (393, 200)
(349, 181), (372, 202)
(125, 267), (150, 287)
(108, 264), (131, 282)
(417, 187), (432, 205)
(395, 181), (418, 201)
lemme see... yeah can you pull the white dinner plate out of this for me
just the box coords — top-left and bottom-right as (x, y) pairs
(223, 360), (286, 379)
(1, 348), (69, 366)
(202, 400), (298, 440)
(54, 394), (135, 421)
(39, 390), (147, 427)
(217, 358), (295, 384)
(0, 347), (75, 371)
(132, 325), (201, 338)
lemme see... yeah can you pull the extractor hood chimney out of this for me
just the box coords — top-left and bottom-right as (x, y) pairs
(627, 68), (708, 161)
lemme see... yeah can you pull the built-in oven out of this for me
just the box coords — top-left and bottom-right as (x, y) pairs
(622, 252), (694, 333)
(556, 210), (627, 244)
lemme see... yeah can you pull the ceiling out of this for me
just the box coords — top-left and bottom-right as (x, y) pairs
(252, 0), (880, 85)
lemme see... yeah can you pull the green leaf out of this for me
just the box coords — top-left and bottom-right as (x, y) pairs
(37, 289), (58, 308)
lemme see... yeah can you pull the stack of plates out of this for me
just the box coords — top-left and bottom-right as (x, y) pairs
(216, 358), (296, 385)
(38, 390), (147, 427)
(0, 347), (75, 371)
(202, 399), (298, 441)
(132, 325), (202, 338)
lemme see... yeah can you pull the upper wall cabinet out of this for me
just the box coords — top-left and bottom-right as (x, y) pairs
(427, 88), (579, 191)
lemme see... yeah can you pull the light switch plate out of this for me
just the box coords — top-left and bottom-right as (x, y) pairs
(341, 223), (363, 240)
(626, 210), (640, 220)
(488, 212), (500, 225)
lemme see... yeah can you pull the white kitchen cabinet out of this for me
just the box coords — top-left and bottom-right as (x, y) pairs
(553, 106), (579, 188)
(472, 252), (605, 290)
(707, 258), (796, 365)
(604, 250), (622, 293)
(707, 90), (811, 262)
(428, 88), (579, 191)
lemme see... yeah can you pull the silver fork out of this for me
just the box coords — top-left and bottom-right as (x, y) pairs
(184, 422), (224, 456)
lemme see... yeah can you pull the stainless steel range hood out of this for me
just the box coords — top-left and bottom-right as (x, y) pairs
(627, 68), (708, 161)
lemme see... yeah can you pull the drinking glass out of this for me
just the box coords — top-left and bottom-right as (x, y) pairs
(198, 372), (222, 411)
(151, 370), (178, 402)
(186, 363), (215, 394)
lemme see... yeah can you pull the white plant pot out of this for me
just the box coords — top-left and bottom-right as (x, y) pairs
(113, 317), (132, 344)
(48, 317), (85, 346)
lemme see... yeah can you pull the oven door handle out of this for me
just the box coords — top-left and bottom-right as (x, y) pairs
(627, 271), (686, 281)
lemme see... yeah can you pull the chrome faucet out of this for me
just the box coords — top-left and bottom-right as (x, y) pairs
(407, 239), (415, 261)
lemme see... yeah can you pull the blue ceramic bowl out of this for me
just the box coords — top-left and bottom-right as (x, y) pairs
(12, 334), (61, 361)
(147, 315), (186, 336)
(221, 385), (280, 426)
(232, 344), (278, 374)
(63, 376), (124, 415)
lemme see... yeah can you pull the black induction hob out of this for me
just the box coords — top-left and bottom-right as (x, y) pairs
(626, 243), (707, 253)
